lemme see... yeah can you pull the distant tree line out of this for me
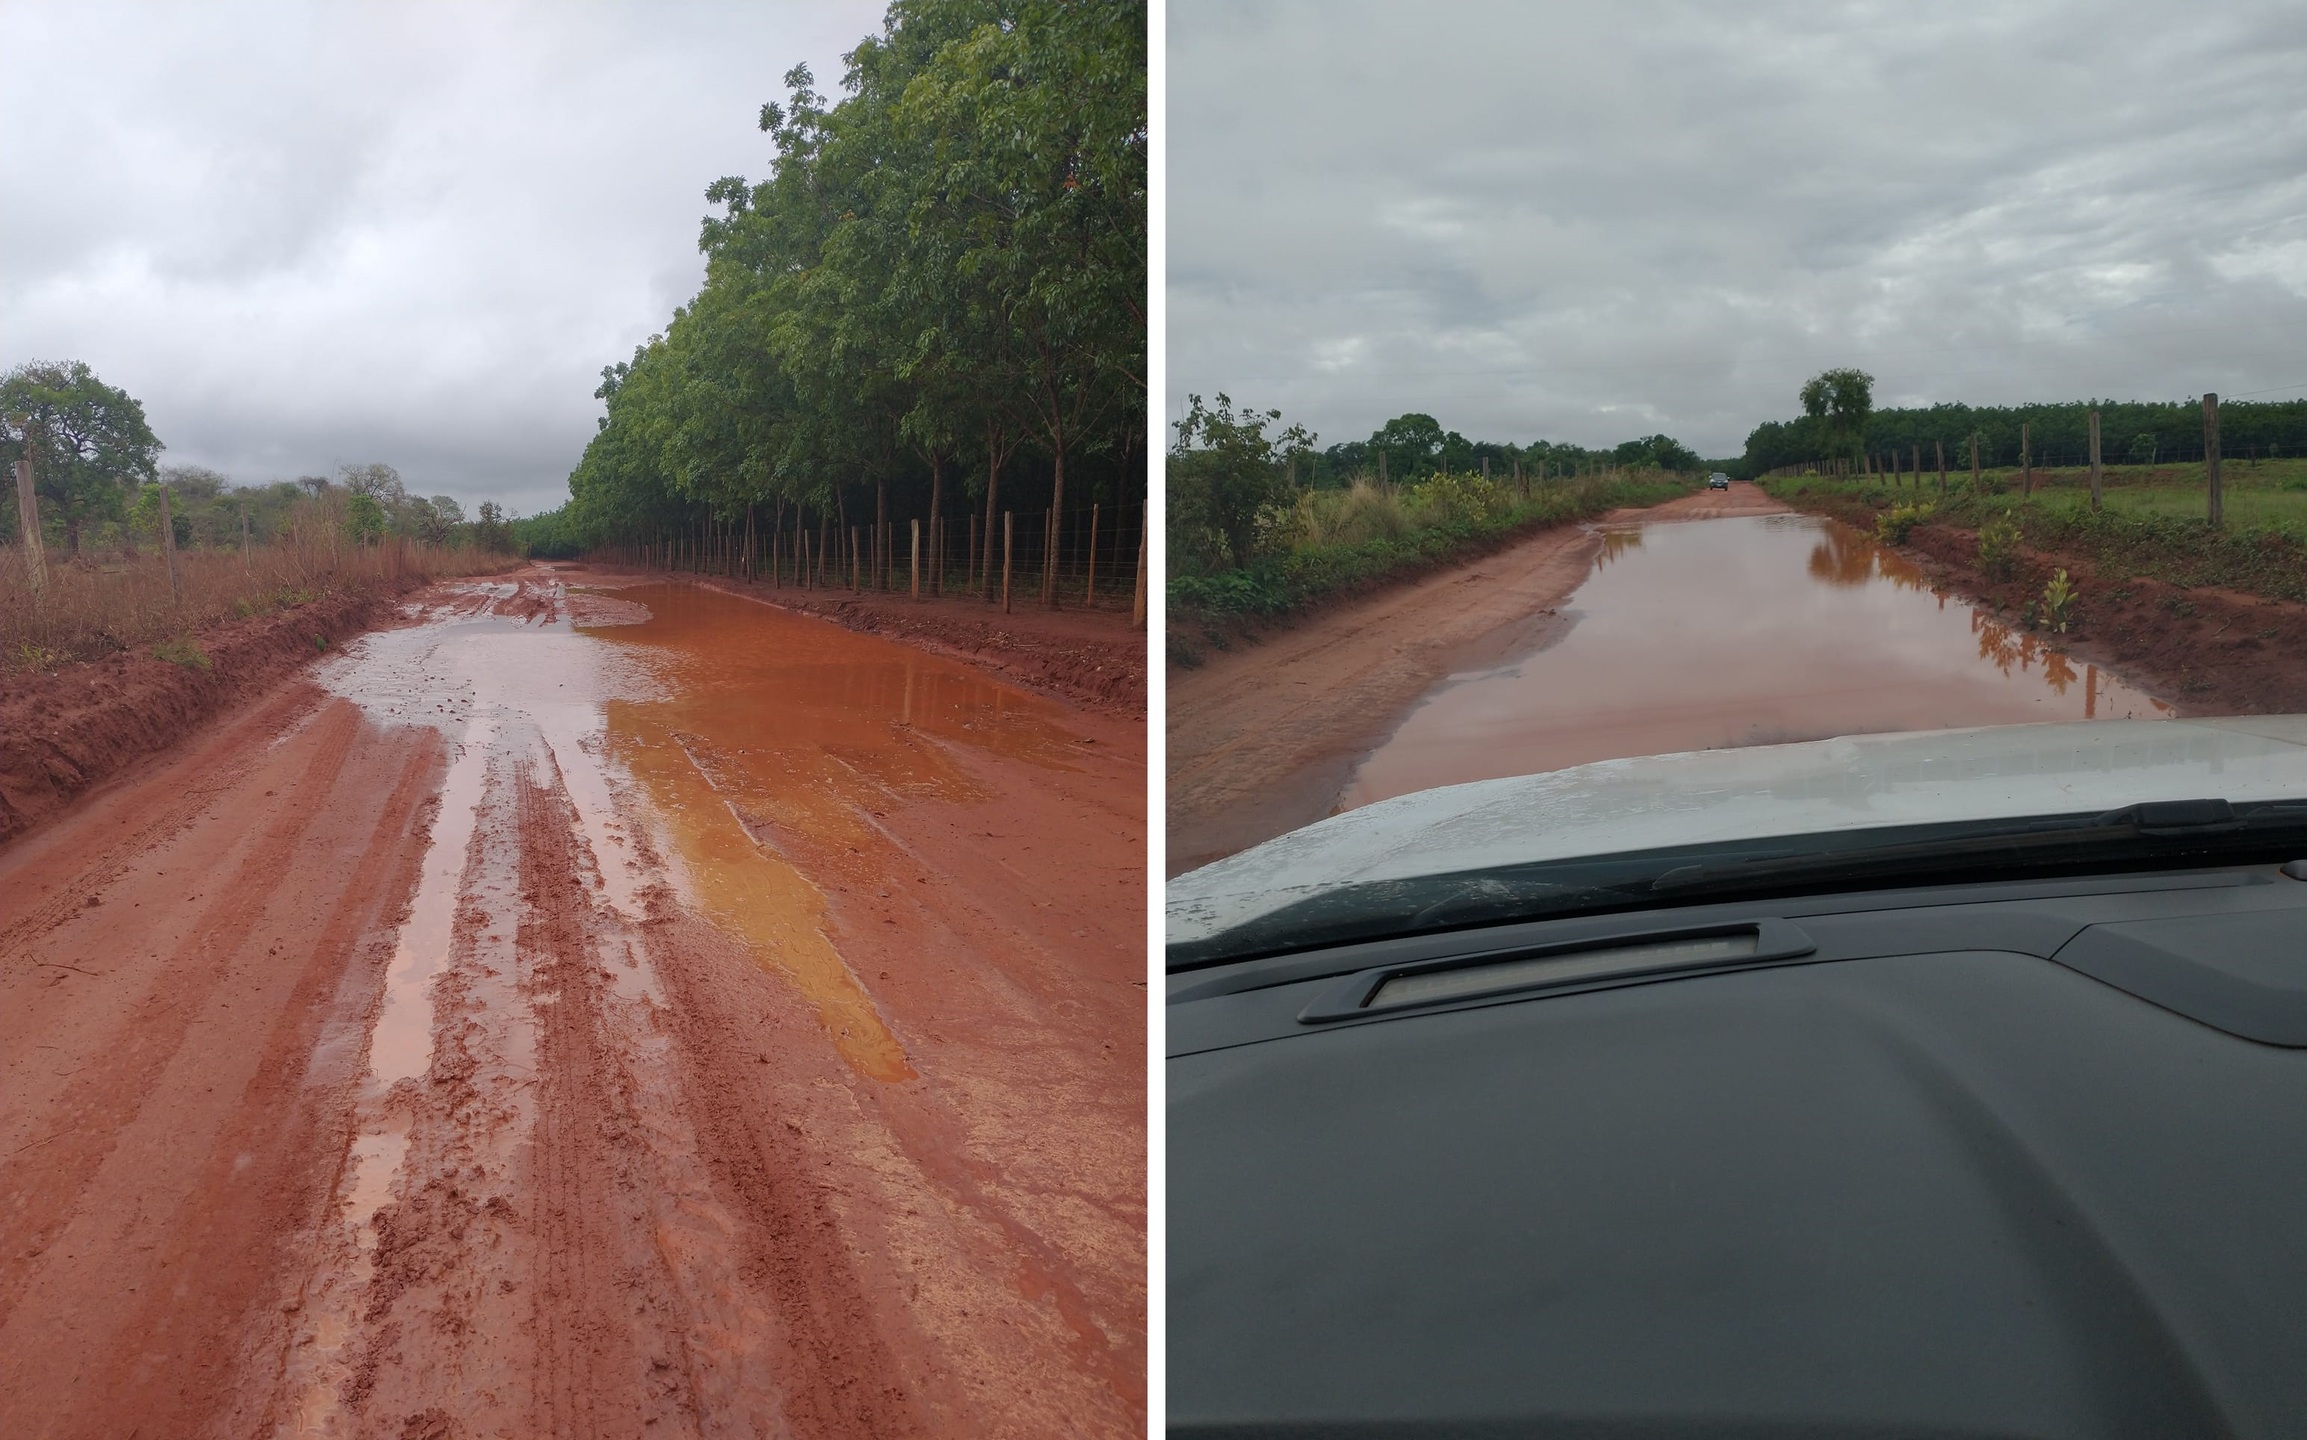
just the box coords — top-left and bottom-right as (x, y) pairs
(1741, 386), (2307, 477)
(2, 359), (514, 557)
(1169, 395), (1707, 577)
(1305, 412), (1703, 489)
(543, 0), (1146, 602)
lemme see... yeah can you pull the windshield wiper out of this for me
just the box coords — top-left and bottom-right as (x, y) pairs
(1169, 799), (2307, 970)
(1647, 799), (2306, 896)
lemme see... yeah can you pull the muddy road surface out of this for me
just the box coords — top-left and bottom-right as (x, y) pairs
(1169, 485), (2166, 874)
(1, 569), (1145, 1438)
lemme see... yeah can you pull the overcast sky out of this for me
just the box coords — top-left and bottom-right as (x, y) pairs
(1168, 0), (2307, 459)
(1, 0), (882, 515)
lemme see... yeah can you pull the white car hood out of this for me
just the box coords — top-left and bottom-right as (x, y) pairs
(1167, 716), (2307, 947)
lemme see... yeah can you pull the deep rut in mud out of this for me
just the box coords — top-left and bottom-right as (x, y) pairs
(1, 570), (1144, 1438)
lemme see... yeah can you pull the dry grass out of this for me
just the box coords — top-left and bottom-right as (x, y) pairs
(2, 536), (515, 673)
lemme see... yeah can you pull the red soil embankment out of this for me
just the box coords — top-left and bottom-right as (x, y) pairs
(1900, 522), (2307, 715)
(0, 588), (397, 843)
(1769, 489), (2307, 717)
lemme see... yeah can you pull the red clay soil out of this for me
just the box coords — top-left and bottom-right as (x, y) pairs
(0, 588), (396, 843)
(572, 563), (1147, 717)
(0, 575), (1144, 1438)
(1769, 491), (2307, 717)
(1897, 523), (2307, 715)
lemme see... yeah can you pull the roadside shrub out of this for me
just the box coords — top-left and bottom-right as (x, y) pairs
(151, 637), (212, 670)
(2041, 569), (2077, 632)
(1407, 470), (1508, 528)
(1977, 516), (2022, 579)
(1875, 502), (1936, 544)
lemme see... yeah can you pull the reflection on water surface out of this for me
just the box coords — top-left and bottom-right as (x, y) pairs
(1344, 513), (2166, 809)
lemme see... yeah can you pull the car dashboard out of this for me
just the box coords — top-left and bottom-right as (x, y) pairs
(1167, 862), (2307, 1439)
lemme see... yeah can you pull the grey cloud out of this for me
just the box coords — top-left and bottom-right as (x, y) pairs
(1168, 0), (2307, 457)
(1, 0), (886, 516)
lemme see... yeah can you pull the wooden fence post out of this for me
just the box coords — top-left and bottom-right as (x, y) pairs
(910, 518), (920, 599)
(2204, 392), (2223, 528)
(2088, 408), (2103, 512)
(13, 457), (44, 599)
(2021, 422), (2032, 497)
(851, 525), (860, 591)
(1042, 506), (1054, 609)
(1084, 503), (1099, 607)
(1911, 445), (1920, 492)
(1131, 530), (1146, 628)
(1936, 439), (1946, 497)
(158, 483), (182, 604)
(1002, 511), (1013, 614)
(242, 507), (252, 572)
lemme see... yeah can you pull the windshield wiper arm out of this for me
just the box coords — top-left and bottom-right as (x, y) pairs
(1648, 799), (2307, 895)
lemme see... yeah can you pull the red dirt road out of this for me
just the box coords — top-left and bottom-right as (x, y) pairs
(1167, 486), (1783, 874)
(1, 571), (1144, 1438)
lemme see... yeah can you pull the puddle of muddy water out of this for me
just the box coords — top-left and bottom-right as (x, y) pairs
(577, 582), (1095, 1083)
(1344, 513), (2168, 808)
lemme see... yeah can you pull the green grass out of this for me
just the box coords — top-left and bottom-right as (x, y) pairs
(1763, 457), (2307, 602)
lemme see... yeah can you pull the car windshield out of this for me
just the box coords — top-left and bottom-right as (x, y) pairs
(1171, 11), (2307, 950)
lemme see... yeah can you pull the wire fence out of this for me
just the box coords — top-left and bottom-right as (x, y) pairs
(588, 500), (1149, 617)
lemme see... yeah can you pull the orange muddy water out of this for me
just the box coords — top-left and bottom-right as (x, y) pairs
(1344, 512), (2167, 808)
(0, 569), (1144, 1439)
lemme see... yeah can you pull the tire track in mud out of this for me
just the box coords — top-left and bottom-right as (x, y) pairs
(5, 572), (1144, 1439)
(0, 699), (365, 1328)
(77, 725), (447, 1436)
(0, 703), (446, 1440)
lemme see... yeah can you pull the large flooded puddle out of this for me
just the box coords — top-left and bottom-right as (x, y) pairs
(579, 581), (1094, 1080)
(1344, 513), (2167, 808)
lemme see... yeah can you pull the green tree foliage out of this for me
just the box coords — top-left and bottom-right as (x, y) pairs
(552, 0), (1147, 576)
(0, 360), (163, 554)
(1613, 433), (1702, 471)
(1798, 367), (1876, 465)
(1311, 415), (1698, 491)
(1168, 393), (1313, 570)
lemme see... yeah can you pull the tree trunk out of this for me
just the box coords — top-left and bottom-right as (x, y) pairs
(980, 420), (1005, 601)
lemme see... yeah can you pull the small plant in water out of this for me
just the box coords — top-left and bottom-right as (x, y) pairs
(1977, 516), (2022, 580)
(2041, 569), (2077, 633)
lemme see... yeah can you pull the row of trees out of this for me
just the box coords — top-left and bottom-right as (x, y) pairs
(1742, 371), (2307, 475)
(545, 0), (1147, 605)
(3, 359), (513, 560)
(1306, 413), (1702, 489)
(1169, 394), (1709, 573)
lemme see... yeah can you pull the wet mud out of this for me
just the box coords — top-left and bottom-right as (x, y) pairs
(1345, 511), (2166, 806)
(1, 568), (1144, 1437)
